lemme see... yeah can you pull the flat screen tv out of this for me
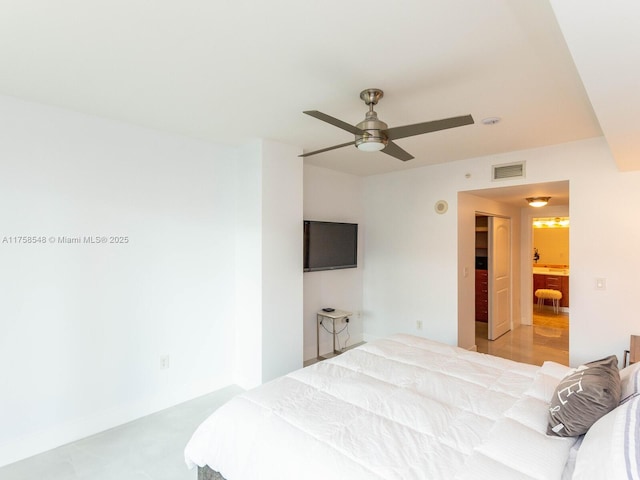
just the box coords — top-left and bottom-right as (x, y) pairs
(303, 221), (358, 272)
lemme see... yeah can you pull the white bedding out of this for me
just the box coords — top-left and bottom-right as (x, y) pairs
(185, 334), (577, 480)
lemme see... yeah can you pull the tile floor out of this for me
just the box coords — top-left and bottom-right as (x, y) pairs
(475, 308), (569, 366)
(0, 385), (243, 480)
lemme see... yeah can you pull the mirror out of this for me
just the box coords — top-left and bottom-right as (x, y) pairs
(532, 217), (569, 266)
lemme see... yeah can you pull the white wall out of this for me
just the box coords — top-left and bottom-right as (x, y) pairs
(261, 140), (303, 382)
(234, 140), (303, 386)
(363, 137), (640, 367)
(233, 141), (264, 388)
(0, 96), (238, 466)
(363, 162), (462, 346)
(303, 165), (364, 360)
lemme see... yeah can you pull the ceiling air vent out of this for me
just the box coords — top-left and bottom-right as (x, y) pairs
(492, 161), (525, 181)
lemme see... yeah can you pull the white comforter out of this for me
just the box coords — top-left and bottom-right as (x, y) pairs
(185, 334), (577, 480)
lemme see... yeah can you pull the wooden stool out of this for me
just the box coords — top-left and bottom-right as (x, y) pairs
(535, 289), (563, 314)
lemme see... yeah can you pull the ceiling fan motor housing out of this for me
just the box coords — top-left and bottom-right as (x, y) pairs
(355, 111), (388, 150)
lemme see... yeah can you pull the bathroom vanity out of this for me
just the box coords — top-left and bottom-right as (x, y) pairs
(532, 265), (569, 308)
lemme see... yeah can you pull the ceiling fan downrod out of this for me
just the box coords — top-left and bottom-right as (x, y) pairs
(355, 89), (388, 151)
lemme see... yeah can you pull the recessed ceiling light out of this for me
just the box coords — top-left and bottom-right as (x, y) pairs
(481, 117), (501, 125)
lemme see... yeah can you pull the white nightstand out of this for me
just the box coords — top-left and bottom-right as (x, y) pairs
(316, 309), (352, 360)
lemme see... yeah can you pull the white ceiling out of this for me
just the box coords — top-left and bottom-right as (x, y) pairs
(0, 1), (637, 177)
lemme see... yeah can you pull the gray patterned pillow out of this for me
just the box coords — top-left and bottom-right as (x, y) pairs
(547, 355), (621, 437)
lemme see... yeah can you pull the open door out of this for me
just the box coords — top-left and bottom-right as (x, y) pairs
(488, 216), (511, 340)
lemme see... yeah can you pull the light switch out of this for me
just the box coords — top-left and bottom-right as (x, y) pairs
(595, 278), (606, 290)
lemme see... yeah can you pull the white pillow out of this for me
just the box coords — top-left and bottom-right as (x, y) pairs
(619, 361), (640, 403)
(476, 417), (576, 480)
(524, 361), (572, 402)
(572, 395), (640, 479)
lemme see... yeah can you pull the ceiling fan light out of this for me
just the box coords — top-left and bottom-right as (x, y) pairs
(357, 140), (386, 152)
(526, 196), (550, 207)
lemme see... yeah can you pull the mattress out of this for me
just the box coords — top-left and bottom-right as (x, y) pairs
(185, 334), (577, 479)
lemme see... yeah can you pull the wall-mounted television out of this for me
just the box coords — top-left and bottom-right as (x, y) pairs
(303, 221), (358, 272)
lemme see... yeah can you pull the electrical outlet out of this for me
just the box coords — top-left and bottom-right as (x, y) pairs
(416, 320), (423, 330)
(160, 355), (170, 370)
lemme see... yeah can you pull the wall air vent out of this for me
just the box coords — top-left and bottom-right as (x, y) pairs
(492, 161), (525, 181)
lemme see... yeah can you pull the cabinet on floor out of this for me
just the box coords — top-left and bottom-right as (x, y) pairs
(475, 269), (488, 322)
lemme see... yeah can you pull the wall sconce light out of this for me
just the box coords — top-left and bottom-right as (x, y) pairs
(526, 197), (550, 207)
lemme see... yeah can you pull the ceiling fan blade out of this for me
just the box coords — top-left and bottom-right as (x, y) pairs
(303, 110), (364, 135)
(298, 141), (356, 158)
(385, 114), (474, 141)
(382, 141), (414, 161)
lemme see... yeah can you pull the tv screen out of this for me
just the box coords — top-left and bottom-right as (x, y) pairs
(304, 221), (358, 272)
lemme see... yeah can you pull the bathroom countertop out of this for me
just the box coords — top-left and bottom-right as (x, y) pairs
(533, 267), (569, 276)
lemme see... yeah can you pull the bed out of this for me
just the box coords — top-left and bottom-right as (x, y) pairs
(184, 334), (640, 480)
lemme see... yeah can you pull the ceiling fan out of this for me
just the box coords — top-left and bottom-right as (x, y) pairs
(300, 88), (474, 161)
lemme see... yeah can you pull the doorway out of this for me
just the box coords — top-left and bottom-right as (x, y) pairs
(460, 180), (570, 366)
(483, 210), (570, 365)
(530, 215), (570, 364)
